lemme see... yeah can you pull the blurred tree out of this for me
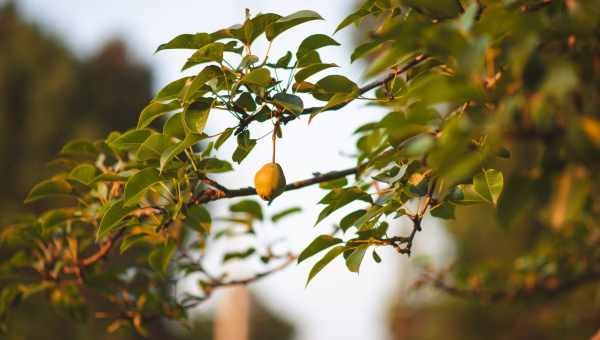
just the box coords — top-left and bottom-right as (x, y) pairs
(0, 2), (152, 215)
(0, 3), (293, 339)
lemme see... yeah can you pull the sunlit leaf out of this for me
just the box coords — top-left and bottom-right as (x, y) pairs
(297, 34), (340, 58)
(241, 68), (271, 87)
(306, 245), (345, 286)
(68, 164), (96, 186)
(473, 169), (504, 205)
(97, 199), (137, 240)
(137, 101), (180, 129)
(109, 129), (153, 151)
(25, 178), (73, 203)
(156, 33), (213, 52)
(298, 235), (342, 263)
(294, 63), (338, 83)
(272, 93), (304, 115)
(123, 168), (162, 206)
(160, 133), (205, 172)
(197, 158), (233, 173)
(266, 10), (323, 41)
(345, 245), (368, 273)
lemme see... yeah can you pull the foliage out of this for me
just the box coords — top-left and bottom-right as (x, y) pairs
(1, 0), (600, 336)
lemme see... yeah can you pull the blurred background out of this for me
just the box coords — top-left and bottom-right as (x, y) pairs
(1, 1), (599, 340)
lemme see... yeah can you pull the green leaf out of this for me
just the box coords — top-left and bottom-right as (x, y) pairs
(156, 33), (213, 52)
(294, 63), (338, 83)
(266, 10), (323, 41)
(120, 233), (148, 254)
(275, 51), (292, 68)
(244, 13), (282, 44)
(90, 173), (128, 185)
(136, 133), (175, 161)
(97, 199), (137, 240)
(59, 139), (97, 158)
(183, 65), (223, 103)
(123, 168), (162, 206)
(473, 169), (504, 205)
(40, 208), (75, 229)
(163, 112), (186, 140)
(202, 141), (214, 157)
(339, 209), (366, 232)
(187, 42), (225, 64)
(321, 90), (359, 111)
(215, 128), (234, 149)
(212, 13), (281, 45)
(109, 129), (153, 151)
(297, 49), (322, 68)
(155, 77), (192, 101)
(430, 201), (456, 219)
(313, 75), (359, 101)
(183, 98), (213, 134)
(298, 235), (342, 263)
(372, 250), (382, 263)
(271, 207), (302, 223)
(351, 41), (380, 63)
(335, 8), (370, 33)
(306, 245), (345, 286)
(160, 133), (205, 172)
(197, 158), (233, 173)
(232, 131), (256, 163)
(235, 92), (256, 112)
(297, 34), (340, 58)
(241, 68), (271, 87)
(448, 184), (488, 205)
(25, 178), (73, 203)
(223, 248), (256, 263)
(315, 187), (372, 225)
(272, 93), (304, 115)
(230, 199), (263, 220)
(239, 55), (259, 70)
(184, 205), (211, 234)
(68, 164), (96, 186)
(148, 241), (177, 276)
(137, 101), (180, 129)
(345, 245), (368, 273)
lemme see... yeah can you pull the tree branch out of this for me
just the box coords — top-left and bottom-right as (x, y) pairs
(171, 254), (297, 312)
(63, 229), (125, 275)
(235, 55), (428, 133)
(60, 166), (357, 280)
(192, 166), (359, 204)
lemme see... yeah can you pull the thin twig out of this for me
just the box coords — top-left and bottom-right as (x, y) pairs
(63, 229), (125, 274)
(192, 166), (359, 204)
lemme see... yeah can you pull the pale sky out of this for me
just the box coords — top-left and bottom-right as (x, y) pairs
(10, 1), (454, 340)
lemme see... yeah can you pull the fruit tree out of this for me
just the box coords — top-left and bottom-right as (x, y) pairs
(1, 0), (600, 335)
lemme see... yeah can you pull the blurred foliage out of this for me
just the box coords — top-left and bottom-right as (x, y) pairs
(366, 0), (600, 338)
(0, 0), (599, 338)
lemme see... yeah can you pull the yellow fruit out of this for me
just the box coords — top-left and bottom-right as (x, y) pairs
(254, 162), (286, 201)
